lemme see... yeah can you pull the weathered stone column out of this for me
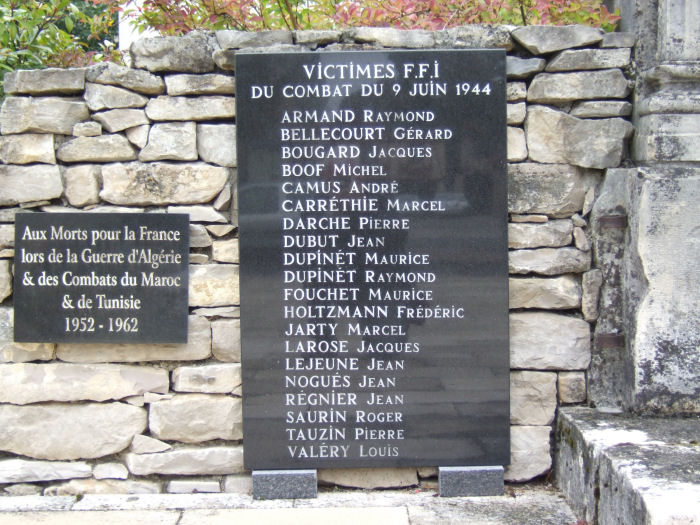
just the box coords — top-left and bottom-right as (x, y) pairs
(591, 0), (700, 413)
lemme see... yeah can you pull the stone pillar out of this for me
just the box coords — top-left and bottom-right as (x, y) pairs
(591, 0), (700, 413)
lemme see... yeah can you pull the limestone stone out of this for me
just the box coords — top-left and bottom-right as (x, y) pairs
(190, 264), (239, 307)
(582, 269), (603, 321)
(126, 125), (150, 148)
(507, 82), (526, 101)
(511, 25), (603, 55)
(45, 479), (159, 495)
(601, 32), (635, 48)
(212, 49), (237, 70)
(318, 468), (418, 489)
(124, 446), (244, 475)
(207, 224), (235, 237)
(510, 312), (591, 370)
(508, 219), (573, 248)
(294, 30), (342, 45)
(0, 259), (10, 303)
(504, 426), (551, 482)
(528, 70), (630, 103)
(507, 103), (526, 125)
(509, 247), (591, 275)
(150, 394), (241, 443)
(0, 134), (55, 164)
(125, 395), (145, 406)
(190, 254), (209, 265)
(86, 62), (165, 95)
(0, 362), (169, 404)
(64, 164), (101, 207)
(84, 83), (148, 111)
(56, 315), (211, 362)
(634, 114), (700, 162)
(190, 224), (212, 248)
(439, 25), (513, 50)
(214, 184), (232, 210)
(131, 434), (172, 454)
(507, 126), (527, 162)
(223, 474), (252, 494)
(0, 225), (11, 247)
(101, 162), (229, 205)
(546, 48), (631, 72)
(93, 109), (149, 133)
(526, 105), (633, 169)
(3, 68), (84, 95)
(558, 372), (587, 403)
(197, 124), (237, 167)
(212, 318), (241, 362)
(506, 56), (546, 78)
(582, 187), (595, 217)
(73, 121), (102, 136)
(216, 30), (293, 49)
(168, 205), (226, 223)
(0, 459), (91, 483)
(508, 163), (594, 218)
(139, 122), (197, 162)
(509, 276), (581, 310)
(194, 306), (240, 318)
(144, 392), (173, 403)
(172, 363), (241, 393)
(348, 27), (434, 48)
(573, 226), (590, 251)
(57, 135), (137, 163)
(131, 33), (217, 73)
(570, 100), (633, 118)
(146, 96), (235, 121)
(0, 307), (54, 363)
(167, 479), (221, 493)
(93, 463), (129, 480)
(166, 74), (235, 95)
(0, 96), (89, 134)
(3, 483), (43, 496)
(510, 371), (557, 425)
(511, 214), (548, 223)
(0, 402), (146, 460)
(571, 213), (587, 227)
(212, 239), (239, 263)
(0, 165), (63, 206)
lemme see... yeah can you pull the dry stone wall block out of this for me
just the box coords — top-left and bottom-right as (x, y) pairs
(507, 103), (526, 125)
(504, 425), (552, 482)
(212, 239), (239, 263)
(0, 307), (54, 363)
(126, 125), (150, 148)
(149, 394), (242, 442)
(509, 247), (591, 275)
(510, 371), (557, 425)
(570, 101), (633, 118)
(528, 70), (630, 103)
(506, 56), (546, 78)
(168, 205), (227, 223)
(318, 467), (418, 489)
(57, 135), (137, 163)
(511, 25), (603, 55)
(508, 219), (573, 249)
(93, 463), (129, 480)
(507, 127), (528, 162)
(124, 445), (244, 475)
(0, 164), (63, 206)
(197, 124), (237, 167)
(294, 30), (342, 45)
(546, 48), (632, 72)
(438, 25), (513, 50)
(0, 402), (147, 460)
(73, 121), (102, 136)
(131, 33), (218, 73)
(190, 264), (240, 306)
(0, 362), (169, 404)
(510, 312), (591, 370)
(0, 260), (10, 303)
(0, 459), (91, 484)
(56, 314), (211, 362)
(558, 372), (587, 403)
(216, 30), (293, 49)
(139, 122), (197, 162)
(93, 109), (149, 133)
(582, 269), (603, 321)
(0, 134), (55, 164)
(507, 82), (527, 101)
(86, 62), (165, 95)
(509, 276), (581, 310)
(44, 478), (160, 495)
(84, 83), (149, 111)
(146, 96), (235, 121)
(190, 224), (213, 248)
(165, 74), (235, 95)
(131, 434), (172, 454)
(526, 105), (633, 169)
(172, 363), (241, 393)
(212, 318), (241, 362)
(0, 97), (89, 135)
(64, 164), (101, 207)
(100, 162), (229, 205)
(348, 27), (434, 48)
(3, 68), (85, 95)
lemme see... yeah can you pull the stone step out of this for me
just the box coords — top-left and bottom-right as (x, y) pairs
(555, 407), (700, 525)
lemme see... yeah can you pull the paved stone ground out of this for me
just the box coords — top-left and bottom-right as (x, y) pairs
(0, 482), (580, 524)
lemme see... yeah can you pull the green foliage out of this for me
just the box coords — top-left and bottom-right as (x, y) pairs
(107, 0), (619, 35)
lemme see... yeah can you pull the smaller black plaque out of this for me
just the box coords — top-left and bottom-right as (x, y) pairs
(13, 213), (189, 343)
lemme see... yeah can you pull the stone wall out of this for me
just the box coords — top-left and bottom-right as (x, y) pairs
(0, 25), (635, 496)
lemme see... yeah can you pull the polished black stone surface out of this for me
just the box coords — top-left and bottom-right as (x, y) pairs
(13, 213), (189, 343)
(236, 50), (509, 470)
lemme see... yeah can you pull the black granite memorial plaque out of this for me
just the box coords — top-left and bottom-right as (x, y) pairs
(13, 213), (189, 343)
(237, 50), (508, 469)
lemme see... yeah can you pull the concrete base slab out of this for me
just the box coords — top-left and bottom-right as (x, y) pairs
(252, 469), (317, 500)
(555, 407), (700, 525)
(439, 466), (504, 497)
